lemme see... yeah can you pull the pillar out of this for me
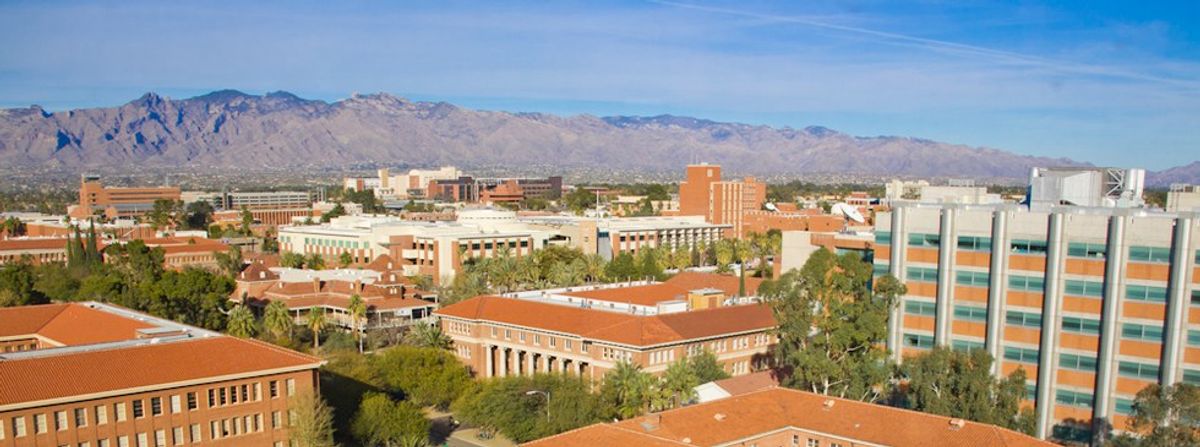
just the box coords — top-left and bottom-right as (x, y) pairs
(985, 207), (1011, 376)
(484, 344), (494, 378)
(887, 205), (908, 360)
(934, 206), (957, 346)
(1093, 212), (1127, 431)
(1035, 211), (1067, 439)
(1162, 214), (1195, 386)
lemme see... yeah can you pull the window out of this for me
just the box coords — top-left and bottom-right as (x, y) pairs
(1061, 316), (1101, 335)
(1185, 369), (1200, 385)
(1122, 323), (1163, 342)
(13, 416), (26, 437)
(1011, 239), (1048, 255)
(272, 411), (282, 429)
(951, 339), (984, 352)
(34, 413), (47, 434)
(190, 424), (201, 443)
(806, 440), (820, 447)
(207, 389), (215, 407)
(118, 437), (129, 447)
(1126, 284), (1167, 303)
(286, 379), (296, 396)
(1006, 310), (1042, 328)
(905, 300), (936, 316)
(1189, 330), (1200, 347)
(1192, 290), (1200, 306)
(908, 233), (940, 247)
(1118, 361), (1160, 381)
(549, 338), (558, 348)
(906, 267), (938, 282)
(1115, 398), (1135, 416)
(186, 392), (197, 410)
(151, 397), (162, 416)
(1003, 346), (1039, 364)
(1055, 389), (1094, 408)
(75, 408), (88, 427)
(115, 403), (127, 422)
(875, 231), (891, 245)
(1129, 246), (1170, 263)
(170, 395), (181, 413)
(903, 333), (934, 349)
(172, 427), (183, 446)
(1059, 353), (1097, 372)
(1064, 280), (1104, 298)
(155, 429), (166, 447)
(953, 305), (987, 322)
(254, 383), (262, 401)
(133, 400), (144, 418)
(955, 270), (990, 287)
(219, 388), (226, 406)
(137, 432), (148, 447)
(269, 381), (279, 398)
(1008, 275), (1045, 292)
(96, 405), (107, 424)
(873, 263), (890, 277)
(957, 235), (992, 252)
(56, 410), (67, 431)
(1067, 242), (1107, 259)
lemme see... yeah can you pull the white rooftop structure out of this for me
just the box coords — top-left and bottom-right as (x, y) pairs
(1029, 167), (1145, 209)
(271, 267), (382, 284)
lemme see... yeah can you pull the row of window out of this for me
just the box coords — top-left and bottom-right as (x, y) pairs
(955, 270), (990, 287)
(881, 231), (1186, 267)
(491, 327), (587, 353)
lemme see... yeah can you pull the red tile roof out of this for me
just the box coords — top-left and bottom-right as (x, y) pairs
(0, 303), (156, 346)
(0, 238), (69, 251)
(524, 388), (1053, 447)
(0, 337), (321, 410)
(710, 370), (780, 397)
(664, 271), (763, 297)
(436, 296), (774, 347)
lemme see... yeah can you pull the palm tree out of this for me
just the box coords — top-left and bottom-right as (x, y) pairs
(227, 304), (257, 338)
(695, 240), (709, 266)
(307, 307), (327, 352)
(731, 238), (753, 296)
(403, 322), (452, 349)
(583, 253), (607, 283)
(714, 239), (734, 273)
(264, 300), (293, 342)
(347, 294), (367, 353)
(601, 361), (654, 419)
(661, 359), (700, 409)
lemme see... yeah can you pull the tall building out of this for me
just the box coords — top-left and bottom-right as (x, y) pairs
(435, 272), (773, 380)
(70, 175), (181, 220)
(524, 387), (1053, 447)
(0, 302), (322, 447)
(876, 202), (1198, 441)
(1167, 184), (1200, 212)
(678, 164), (766, 237)
(427, 176), (563, 203)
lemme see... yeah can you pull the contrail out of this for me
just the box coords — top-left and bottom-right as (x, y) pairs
(652, 0), (1199, 91)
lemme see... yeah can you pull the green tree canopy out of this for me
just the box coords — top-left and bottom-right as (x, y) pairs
(599, 361), (655, 419)
(452, 374), (603, 443)
(373, 346), (472, 409)
(898, 347), (1034, 434)
(1110, 383), (1200, 446)
(226, 304), (257, 338)
(289, 392), (336, 447)
(351, 392), (431, 447)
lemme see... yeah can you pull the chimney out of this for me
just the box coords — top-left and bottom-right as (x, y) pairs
(259, 271), (266, 279)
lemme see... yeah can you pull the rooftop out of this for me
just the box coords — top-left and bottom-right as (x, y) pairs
(523, 388), (1053, 447)
(0, 302), (322, 411)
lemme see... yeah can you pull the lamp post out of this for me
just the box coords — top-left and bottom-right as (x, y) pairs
(525, 390), (551, 421)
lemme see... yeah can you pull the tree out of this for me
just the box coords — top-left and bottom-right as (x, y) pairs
(289, 392), (336, 447)
(669, 247), (691, 271)
(226, 304), (257, 338)
(339, 251), (354, 268)
(214, 246), (244, 277)
(264, 300), (294, 342)
(1110, 383), (1200, 446)
(764, 248), (904, 403)
(899, 347), (1033, 434)
(351, 392), (430, 447)
(0, 261), (48, 307)
(582, 253), (607, 283)
(348, 294), (367, 353)
(183, 201), (214, 230)
(307, 308), (327, 352)
(1, 216), (26, 237)
(146, 198), (183, 231)
(321, 203), (346, 223)
(730, 238), (752, 296)
(403, 322), (452, 350)
(714, 239), (734, 273)
(239, 206), (254, 236)
(374, 346), (472, 409)
(688, 350), (731, 383)
(305, 253), (325, 270)
(599, 361), (654, 419)
(661, 359), (700, 409)
(281, 252), (306, 268)
(605, 252), (638, 281)
(452, 374), (603, 443)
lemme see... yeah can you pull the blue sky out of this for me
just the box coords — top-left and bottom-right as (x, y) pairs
(0, 0), (1197, 169)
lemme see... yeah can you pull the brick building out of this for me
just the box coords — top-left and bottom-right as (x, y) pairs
(678, 164), (766, 238)
(435, 272), (773, 381)
(0, 302), (322, 447)
(69, 175), (181, 220)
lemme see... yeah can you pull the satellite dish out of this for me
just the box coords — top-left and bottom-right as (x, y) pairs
(830, 203), (866, 223)
(764, 203), (779, 212)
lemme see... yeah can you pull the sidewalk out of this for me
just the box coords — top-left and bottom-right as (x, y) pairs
(424, 407), (518, 447)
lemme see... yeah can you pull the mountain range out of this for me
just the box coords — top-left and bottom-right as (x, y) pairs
(0, 90), (1193, 185)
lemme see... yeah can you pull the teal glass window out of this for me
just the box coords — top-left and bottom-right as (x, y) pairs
(1059, 353), (1097, 371)
(1117, 361), (1160, 381)
(875, 231), (892, 245)
(906, 267), (938, 282)
(1067, 242), (1107, 259)
(1004, 346), (1039, 364)
(953, 305), (988, 322)
(1129, 246), (1171, 263)
(908, 233), (940, 248)
(1011, 239), (1048, 255)
(905, 301), (936, 316)
(1006, 310), (1042, 328)
(955, 271), (990, 287)
(1055, 390), (1094, 408)
(1008, 275), (1045, 292)
(903, 333), (934, 349)
(1121, 323), (1163, 342)
(1126, 284), (1167, 303)
(951, 339), (985, 352)
(1061, 316), (1101, 335)
(957, 235), (992, 252)
(1064, 280), (1103, 298)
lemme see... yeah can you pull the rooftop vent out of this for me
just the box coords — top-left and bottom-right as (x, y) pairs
(823, 399), (836, 410)
(949, 418), (966, 430)
(713, 413), (726, 421)
(681, 438), (692, 444)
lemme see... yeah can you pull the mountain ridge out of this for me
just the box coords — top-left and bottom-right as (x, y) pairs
(0, 90), (1193, 185)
